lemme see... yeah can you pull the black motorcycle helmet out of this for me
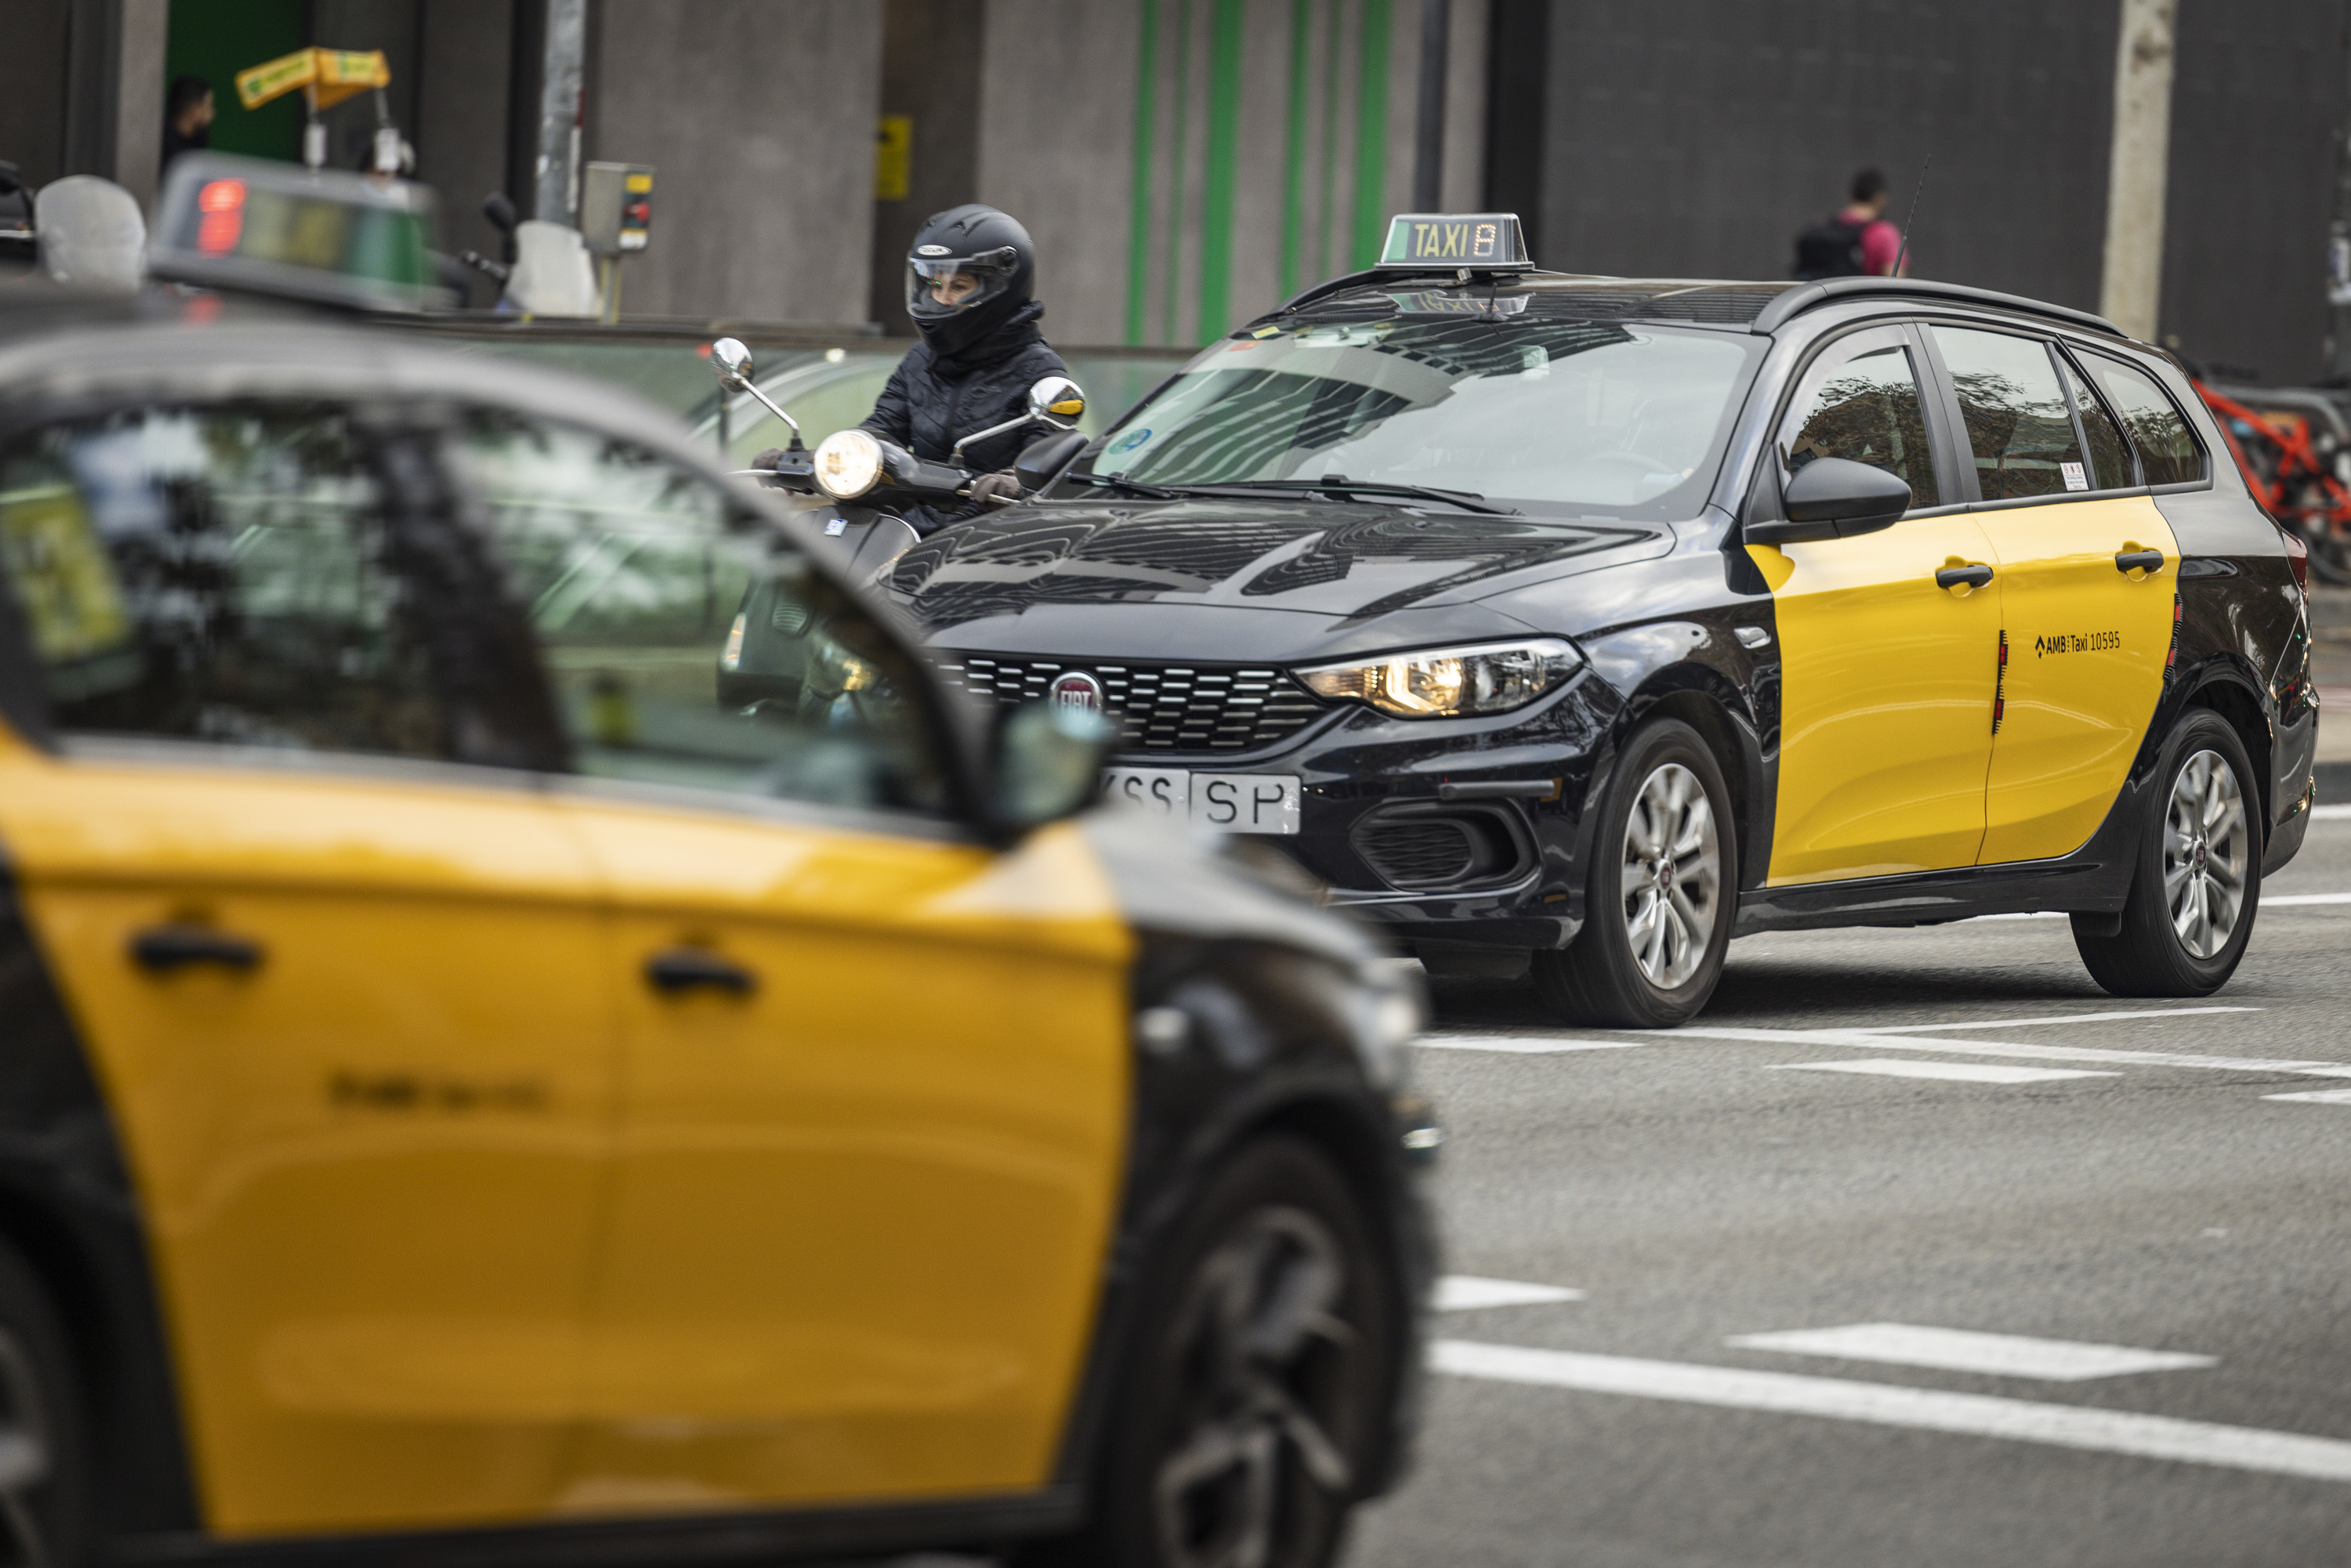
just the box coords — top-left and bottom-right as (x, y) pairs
(904, 204), (1035, 357)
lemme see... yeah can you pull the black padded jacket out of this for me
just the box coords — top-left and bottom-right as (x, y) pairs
(860, 302), (1066, 533)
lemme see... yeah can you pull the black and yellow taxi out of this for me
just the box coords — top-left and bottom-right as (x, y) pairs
(888, 213), (2316, 1027)
(0, 275), (1433, 1566)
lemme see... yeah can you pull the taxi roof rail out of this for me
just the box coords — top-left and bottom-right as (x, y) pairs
(1751, 277), (2125, 340)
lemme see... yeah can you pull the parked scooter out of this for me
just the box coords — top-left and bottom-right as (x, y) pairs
(706, 336), (1089, 581)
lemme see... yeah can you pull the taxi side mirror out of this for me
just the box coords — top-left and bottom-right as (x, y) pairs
(1748, 457), (1911, 545)
(1014, 429), (1089, 493)
(994, 699), (1114, 832)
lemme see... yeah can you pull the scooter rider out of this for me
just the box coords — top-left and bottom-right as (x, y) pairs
(760, 205), (1066, 535)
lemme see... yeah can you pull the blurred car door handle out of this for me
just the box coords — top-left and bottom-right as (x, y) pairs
(129, 924), (264, 973)
(643, 947), (758, 996)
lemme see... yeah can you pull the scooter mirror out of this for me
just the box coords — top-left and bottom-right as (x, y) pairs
(711, 337), (755, 387)
(1026, 376), (1085, 426)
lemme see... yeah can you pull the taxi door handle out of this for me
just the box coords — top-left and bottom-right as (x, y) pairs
(130, 924), (264, 974)
(1935, 563), (1994, 590)
(2115, 548), (2167, 574)
(644, 947), (758, 996)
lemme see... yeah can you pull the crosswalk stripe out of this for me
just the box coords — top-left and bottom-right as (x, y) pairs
(1437, 1276), (1585, 1310)
(1433, 1340), (2351, 1483)
(1724, 1323), (2215, 1381)
(1766, 1059), (2116, 1085)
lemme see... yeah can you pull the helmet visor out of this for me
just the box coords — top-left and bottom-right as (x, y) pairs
(904, 244), (1020, 323)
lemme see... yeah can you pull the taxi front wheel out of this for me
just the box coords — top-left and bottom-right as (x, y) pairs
(2073, 709), (2261, 996)
(1534, 719), (1736, 1028)
(1023, 1137), (1398, 1568)
(0, 1237), (87, 1568)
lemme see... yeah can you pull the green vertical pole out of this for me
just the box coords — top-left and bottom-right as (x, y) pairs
(1279, 0), (1313, 299)
(1119, 0), (1157, 343)
(1317, 0), (1343, 281)
(1126, 0), (1161, 346)
(1351, 0), (1392, 269)
(1198, 0), (1246, 340)
(1163, 0), (1194, 346)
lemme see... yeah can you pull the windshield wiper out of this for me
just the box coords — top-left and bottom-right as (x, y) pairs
(1062, 471), (1196, 500)
(1197, 477), (1519, 516)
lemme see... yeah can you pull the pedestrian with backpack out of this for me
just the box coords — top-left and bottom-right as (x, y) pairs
(1792, 168), (1907, 280)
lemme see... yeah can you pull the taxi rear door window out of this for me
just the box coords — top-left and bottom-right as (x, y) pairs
(1930, 326), (2085, 502)
(0, 404), (451, 759)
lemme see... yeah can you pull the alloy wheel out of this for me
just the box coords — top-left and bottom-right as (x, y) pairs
(2164, 747), (2248, 959)
(1618, 761), (1722, 989)
(1153, 1206), (1357, 1568)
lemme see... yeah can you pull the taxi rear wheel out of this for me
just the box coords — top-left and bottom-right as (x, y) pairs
(1533, 719), (1736, 1028)
(0, 1239), (85, 1568)
(2073, 709), (2261, 996)
(1034, 1136), (1397, 1568)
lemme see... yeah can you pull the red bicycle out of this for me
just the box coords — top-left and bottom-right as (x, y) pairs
(2194, 378), (2351, 583)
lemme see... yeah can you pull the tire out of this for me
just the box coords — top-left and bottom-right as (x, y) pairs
(1532, 718), (1737, 1027)
(1028, 1137), (1400, 1568)
(0, 1237), (87, 1568)
(2072, 708), (2262, 997)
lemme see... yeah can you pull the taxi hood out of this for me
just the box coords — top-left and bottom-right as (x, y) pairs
(886, 498), (1666, 656)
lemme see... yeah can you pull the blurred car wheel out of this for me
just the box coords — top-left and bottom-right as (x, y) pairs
(1033, 1136), (1397, 1568)
(0, 1237), (85, 1568)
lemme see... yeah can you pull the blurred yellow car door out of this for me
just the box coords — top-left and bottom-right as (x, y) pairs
(0, 405), (614, 1536)
(1926, 327), (2188, 865)
(447, 412), (1131, 1513)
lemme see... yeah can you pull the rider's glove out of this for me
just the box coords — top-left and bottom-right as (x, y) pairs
(969, 470), (1023, 504)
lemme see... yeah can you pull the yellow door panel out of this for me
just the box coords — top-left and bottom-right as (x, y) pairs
(0, 746), (614, 1536)
(1975, 495), (2180, 864)
(1754, 517), (2004, 884)
(548, 797), (1129, 1513)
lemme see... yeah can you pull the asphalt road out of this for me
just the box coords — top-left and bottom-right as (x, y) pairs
(1341, 808), (2351, 1568)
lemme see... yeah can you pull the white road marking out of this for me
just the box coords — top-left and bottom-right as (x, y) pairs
(1665, 1025), (2351, 1078)
(1432, 1340), (2351, 1483)
(1418, 1035), (1646, 1053)
(1969, 892), (2351, 918)
(1437, 1276), (1586, 1310)
(1766, 1059), (2117, 1085)
(1855, 1006), (2258, 1034)
(2309, 804), (2351, 820)
(1724, 1323), (2215, 1381)
(2262, 1089), (2351, 1105)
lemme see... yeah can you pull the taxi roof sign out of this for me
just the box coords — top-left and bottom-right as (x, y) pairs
(1375, 213), (1531, 270)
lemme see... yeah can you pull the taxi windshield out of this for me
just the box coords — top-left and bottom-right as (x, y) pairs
(1080, 317), (1760, 516)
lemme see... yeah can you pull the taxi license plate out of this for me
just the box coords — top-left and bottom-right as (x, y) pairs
(1099, 768), (1302, 835)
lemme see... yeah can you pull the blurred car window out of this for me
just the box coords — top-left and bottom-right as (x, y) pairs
(1931, 327), (2085, 502)
(1777, 333), (1941, 508)
(0, 404), (449, 756)
(2079, 353), (2205, 486)
(2058, 353), (2136, 489)
(448, 410), (951, 817)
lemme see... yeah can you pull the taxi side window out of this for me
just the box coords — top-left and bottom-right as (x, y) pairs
(0, 404), (447, 758)
(2057, 355), (2135, 490)
(1929, 326), (2085, 502)
(1779, 338), (1941, 509)
(2079, 354), (2205, 486)
(448, 410), (951, 818)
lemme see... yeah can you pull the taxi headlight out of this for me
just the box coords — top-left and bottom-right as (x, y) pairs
(1298, 638), (1581, 719)
(813, 429), (884, 499)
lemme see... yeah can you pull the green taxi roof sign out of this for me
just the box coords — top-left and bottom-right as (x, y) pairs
(149, 152), (440, 314)
(1375, 212), (1531, 270)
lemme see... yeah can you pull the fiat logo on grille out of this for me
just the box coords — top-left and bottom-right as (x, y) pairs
(1047, 671), (1105, 713)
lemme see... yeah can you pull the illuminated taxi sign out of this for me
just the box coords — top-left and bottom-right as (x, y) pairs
(150, 152), (440, 314)
(1375, 212), (1530, 270)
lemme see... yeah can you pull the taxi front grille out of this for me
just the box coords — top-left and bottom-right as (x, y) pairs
(929, 655), (1327, 753)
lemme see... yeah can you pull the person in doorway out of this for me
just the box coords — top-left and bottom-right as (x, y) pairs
(1792, 168), (1907, 280)
(762, 205), (1065, 535)
(161, 76), (215, 176)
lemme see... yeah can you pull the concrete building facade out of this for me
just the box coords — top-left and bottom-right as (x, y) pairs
(2, 0), (2345, 380)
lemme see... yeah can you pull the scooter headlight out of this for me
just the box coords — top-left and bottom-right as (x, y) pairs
(813, 429), (884, 499)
